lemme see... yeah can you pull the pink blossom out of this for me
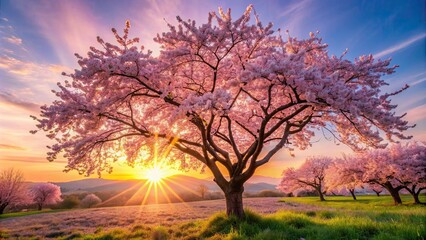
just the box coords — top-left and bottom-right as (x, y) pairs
(32, 6), (413, 217)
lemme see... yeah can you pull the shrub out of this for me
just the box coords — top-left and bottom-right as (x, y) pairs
(55, 195), (80, 209)
(151, 226), (169, 240)
(80, 194), (102, 208)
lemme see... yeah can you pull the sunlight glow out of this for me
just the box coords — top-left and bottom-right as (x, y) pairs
(146, 166), (164, 183)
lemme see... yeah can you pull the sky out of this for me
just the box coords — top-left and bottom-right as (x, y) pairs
(0, 0), (425, 182)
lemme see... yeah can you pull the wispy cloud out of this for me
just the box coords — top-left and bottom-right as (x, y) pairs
(405, 104), (426, 122)
(408, 71), (426, 87)
(279, 0), (310, 18)
(0, 144), (25, 151)
(277, 0), (312, 37)
(3, 35), (22, 45)
(374, 33), (426, 59)
(0, 91), (40, 112)
(12, 1), (111, 67)
(0, 155), (67, 164)
(0, 55), (69, 81)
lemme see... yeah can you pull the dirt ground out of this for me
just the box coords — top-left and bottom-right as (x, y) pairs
(0, 197), (320, 238)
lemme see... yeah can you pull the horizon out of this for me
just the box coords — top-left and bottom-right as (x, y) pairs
(0, 0), (425, 182)
(24, 173), (281, 184)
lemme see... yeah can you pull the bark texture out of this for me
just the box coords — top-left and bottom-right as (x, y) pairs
(225, 185), (245, 218)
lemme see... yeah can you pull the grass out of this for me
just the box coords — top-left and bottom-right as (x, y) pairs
(280, 194), (426, 211)
(0, 209), (64, 219)
(2, 195), (425, 239)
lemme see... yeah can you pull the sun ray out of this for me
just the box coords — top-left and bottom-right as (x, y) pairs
(162, 178), (203, 197)
(156, 179), (172, 204)
(141, 181), (154, 206)
(160, 180), (191, 207)
(124, 180), (151, 205)
(160, 136), (179, 160)
(99, 181), (145, 206)
(154, 181), (159, 204)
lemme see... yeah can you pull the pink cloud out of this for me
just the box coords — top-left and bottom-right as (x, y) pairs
(405, 104), (426, 122)
(0, 144), (25, 151)
(12, 1), (111, 67)
(3, 36), (22, 45)
(0, 91), (40, 113)
(0, 55), (70, 81)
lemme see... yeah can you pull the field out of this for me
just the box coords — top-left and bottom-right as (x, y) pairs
(0, 195), (425, 239)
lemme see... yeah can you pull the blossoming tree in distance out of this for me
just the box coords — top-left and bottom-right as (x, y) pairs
(33, 6), (413, 218)
(362, 142), (425, 204)
(325, 155), (364, 200)
(278, 156), (333, 201)
(30, 183), (62, 210)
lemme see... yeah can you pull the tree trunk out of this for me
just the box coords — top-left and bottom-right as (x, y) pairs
(0, 203), (8, 214)
(349, 189), (357, 200)
(225, 185), (245, 219)
(373, 190), (381, 196)
(412, 193), (421, 204)
(38, 203), (43, 211)
(404, 186), (423, 204)
(382, 182), (402, 205)
(317, 188), (326, 201)
(387, 187), (402, 205)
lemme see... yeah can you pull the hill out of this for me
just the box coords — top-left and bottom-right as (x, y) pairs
(55, 174), (277, 194)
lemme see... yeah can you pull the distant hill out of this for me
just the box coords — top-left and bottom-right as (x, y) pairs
(52, 175), (279, 207)
(247, 175), (281, 185)
(55, 175), (277, 194)
(53, 178), (119, 192)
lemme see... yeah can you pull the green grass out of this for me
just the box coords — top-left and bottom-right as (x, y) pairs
(280, 194), (426, 211)
(2, 195), (425, 239)
(0, 209), (65, 219)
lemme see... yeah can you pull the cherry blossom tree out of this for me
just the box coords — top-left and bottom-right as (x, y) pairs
(326, 155), (364, 200)
(368, 184), (384, 196)
(391, 142), (426, 204)
(30, 183), (62, 210)
(81, 193), (102, 208)
(278, 156), (333, 201)
(361, 142), (425, 205)
(32, 6), (413, 218)
(0, 169), (29, 214)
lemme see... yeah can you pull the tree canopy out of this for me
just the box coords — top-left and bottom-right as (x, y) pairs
(33, 6), (413, 217)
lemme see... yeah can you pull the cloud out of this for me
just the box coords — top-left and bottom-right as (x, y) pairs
(0, 91), (40, 112)
(277, 0), (312, 36)
(1, 18), (8, 22)
(12, 0), (111, 67)
(411, 78), (426, 86)
(0, 155), (67, 164)
(374, 33), (426, 59)
(0, 144), (25, 150)
(405, 104), (426, 122)
(3, 35), (22, 45)
(279, 0), (310, 18)
(0, 54), (70, 81)
(408, 72), (426, 87)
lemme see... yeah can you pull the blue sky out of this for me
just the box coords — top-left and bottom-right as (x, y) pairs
(0, 0), (425, 181)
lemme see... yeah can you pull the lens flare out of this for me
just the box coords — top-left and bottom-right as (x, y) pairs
(145, 166), (165, 183)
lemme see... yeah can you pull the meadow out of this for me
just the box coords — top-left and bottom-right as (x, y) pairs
(0, 195), (424, 239)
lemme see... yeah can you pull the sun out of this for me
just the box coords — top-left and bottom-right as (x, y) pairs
(145, 166), (165, 183)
